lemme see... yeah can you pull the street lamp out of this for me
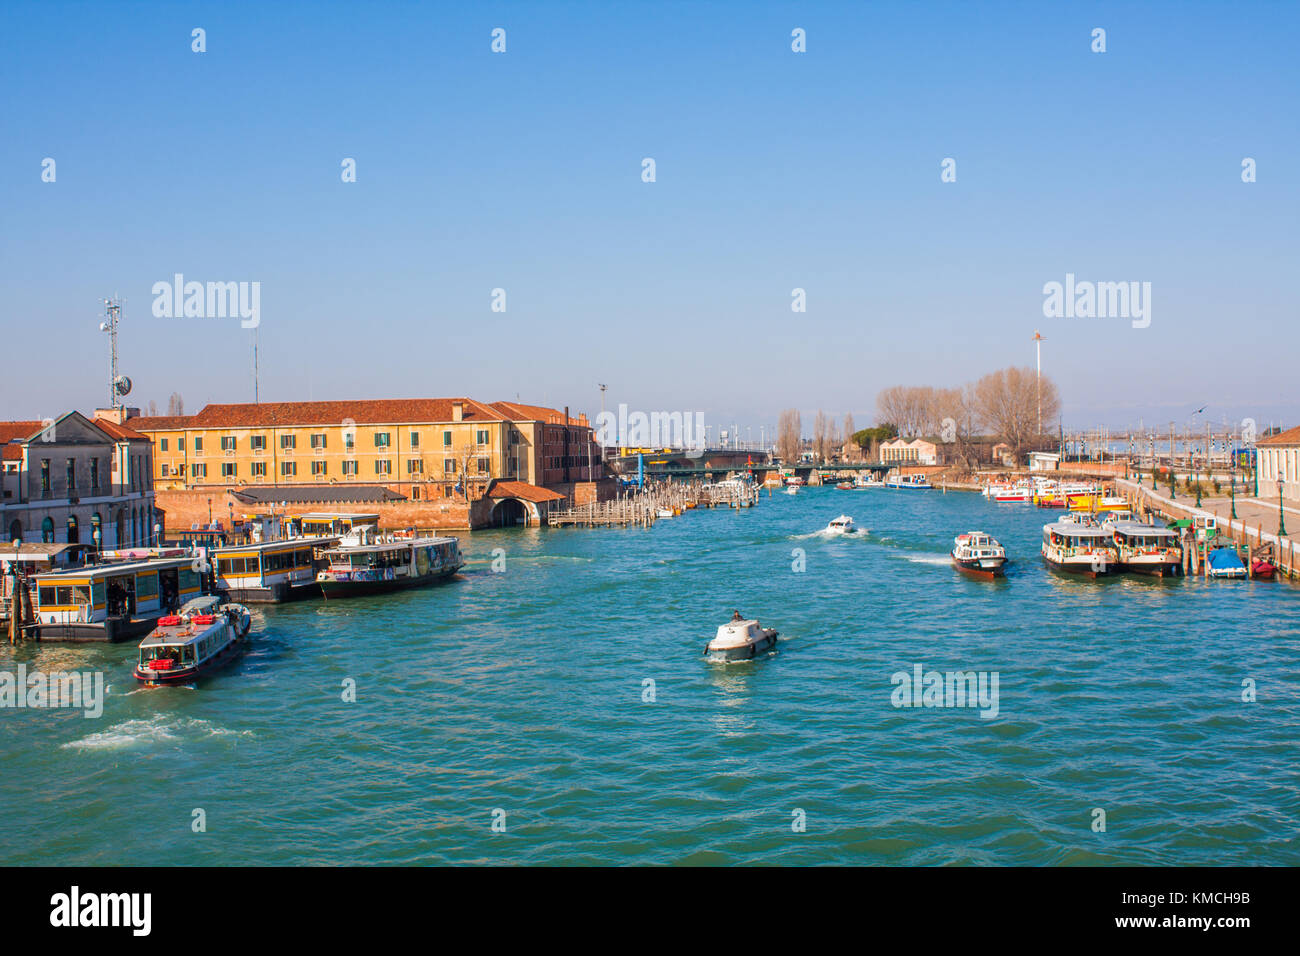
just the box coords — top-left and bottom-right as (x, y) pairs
(1278, 475), (1287, 538)
(1230, 474), (1237, 520)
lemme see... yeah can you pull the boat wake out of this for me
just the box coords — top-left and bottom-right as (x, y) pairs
(61, 716), (253, 751)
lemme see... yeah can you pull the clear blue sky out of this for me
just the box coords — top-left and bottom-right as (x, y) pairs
(3, 0), (1296, 437)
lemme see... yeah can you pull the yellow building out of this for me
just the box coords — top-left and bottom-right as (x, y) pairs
(129, 398), (599, 502)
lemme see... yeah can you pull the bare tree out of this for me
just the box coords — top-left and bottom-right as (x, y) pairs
(167, 393), (185, 416)
(146, 400), (159, 416)
(776, 409), (802, 463)
(971, 366), (1060, 459)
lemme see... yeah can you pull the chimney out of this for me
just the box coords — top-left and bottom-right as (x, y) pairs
(452, 401), (464, 423)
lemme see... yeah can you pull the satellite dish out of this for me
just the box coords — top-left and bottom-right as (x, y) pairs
(99, 322), (109, 331)
(114, 375), (132, 396)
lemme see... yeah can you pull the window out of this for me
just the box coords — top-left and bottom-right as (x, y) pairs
(221, 462), (237, 477)
(476, 429), (489, 446)
(191, 463), (207, 478)
(66, 458), (76, 492)
(311, 460), (327, 476)
(281, 461), (297, 477)
(90, 458), (99, 490)
(374, 432), (391, 448)
(159, 438), (169, 451)
(444, 459), (457, 475)
(345, 432), (355, 451)
(442, 430), (452, 447)
(407, 459), (423, 475)
(310, 433), (327, 450)
(251, 461), (266, 477)
(250, 435), (266, 451)
(160, 464), (169, 477)
(477, 457), (491, 475)
(40, 460), (50, 495)
(221, 436), (236, 451)
(280, 434), (296, 450)
(409, 431), (420, 448)
(342, 460), (358, 476)
(375, 459), (392, 475)
(194, 437), (203, 452)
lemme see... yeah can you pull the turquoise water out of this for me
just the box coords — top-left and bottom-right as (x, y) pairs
(3, 487), (1298, 865)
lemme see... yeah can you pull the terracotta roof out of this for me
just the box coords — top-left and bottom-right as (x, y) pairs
(490, 401), (586, 425)
(133, 398), (515, 430)
(128, 415), (193, 431)
(484, 480), (567, 503)
(1259, 425), (1300, 446)
(92, 418), (149, 441)
(0, 421), (41, 460)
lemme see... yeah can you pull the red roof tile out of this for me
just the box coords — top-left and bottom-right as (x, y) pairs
(92, 418), (149, 441)
(484, 480), (567, 503)
(129, 399), (584, 430)
(1259, 425), (1300, 446)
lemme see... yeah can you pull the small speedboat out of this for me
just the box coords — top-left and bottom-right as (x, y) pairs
(133, 595), (252, 685)
(656, 508), (674, 518)
(835, 481), (853, 490)
(951, 531), (1007, 579)
(705, 616), (779, 662)
(826, 515), (857, 534)
(784, 485), (799, 495)
(1207, 547), (1247, 579)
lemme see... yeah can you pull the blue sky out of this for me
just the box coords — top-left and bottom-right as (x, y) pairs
(2, 0), (1296, 437)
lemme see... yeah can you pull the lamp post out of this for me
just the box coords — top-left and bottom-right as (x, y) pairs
(1230, 475), (1237, 520)
(1278, 476), (1288, 538)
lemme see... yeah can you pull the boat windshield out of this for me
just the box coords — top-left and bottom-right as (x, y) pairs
(140, 644), (196, 665)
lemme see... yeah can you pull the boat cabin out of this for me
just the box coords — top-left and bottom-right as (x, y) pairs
(29, 556), (206, 642)
(211, 537), (337, 603)
(295, 513), (381, 539)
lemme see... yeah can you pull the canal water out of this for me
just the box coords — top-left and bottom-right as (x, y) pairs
(3, 487), (1298, 865)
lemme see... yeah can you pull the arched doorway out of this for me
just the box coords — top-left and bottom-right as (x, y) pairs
(7, 519), (21, 544)
(91, 513), (102, 550)
(41, 517), (55, 543)
(66, 514), (79, 544)
(490, 498), (530, 527)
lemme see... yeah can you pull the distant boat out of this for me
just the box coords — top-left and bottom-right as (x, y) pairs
(835, 481), (854, 490)
(784, 485), (799, 496)
(854, 473), (884, 488)
(656, 508), (674, 518)
(951, 531), (1007, 579)
(885, 473), (933, 490)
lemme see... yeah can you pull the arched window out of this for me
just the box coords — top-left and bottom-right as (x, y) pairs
(7, 519), (20, 544)
(91, 513), (102, 549)
(41, 517), (55, 543)
(66, 514), (79, 544)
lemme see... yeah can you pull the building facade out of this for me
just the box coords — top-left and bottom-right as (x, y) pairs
(129, 398), (601, 504)
(880, 438), (938, 466)
(1258, 426), (1300, 504)
(1, 410), (157, 548)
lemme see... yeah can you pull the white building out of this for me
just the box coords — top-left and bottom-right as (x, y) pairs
(880, 438), (937, 466)
(1258, 426), (1300, 504)
(1029, 452), (1060, 472)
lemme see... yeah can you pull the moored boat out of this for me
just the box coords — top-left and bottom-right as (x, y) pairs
(705, 614), (779, 662)
(1041, 521), (1119, 578)
(951, 531), (1007, 579)
(1109, 521), (1183, 576)
(133, 595), (251, 685)
(316, 526), (463, 598)
(885, 473), (933, 490)
(1206, 547), (1247, 579)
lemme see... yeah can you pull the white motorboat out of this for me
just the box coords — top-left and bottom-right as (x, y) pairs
(784, 485), (799, 495)
(885, 473), (934, 490)
(705, 616), (779, 662)
(951, 531), (1007, 579)
(825, 515), (857, 534)
(656, 508), (674, 518)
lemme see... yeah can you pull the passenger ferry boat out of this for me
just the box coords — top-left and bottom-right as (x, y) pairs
(1033, 482), (1100, 508)
(951, 532), (1007, 579)
(29, 556), (207, 642)
(1041, 521), (1119, 578)
(133, 595), (251, 685)
(211, 537), (336, 604)
(316, 526), (463, 598)
(1108, 521), (1183, 576)
(885, 473), (934, 490)
(705, 615), (779, 662)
